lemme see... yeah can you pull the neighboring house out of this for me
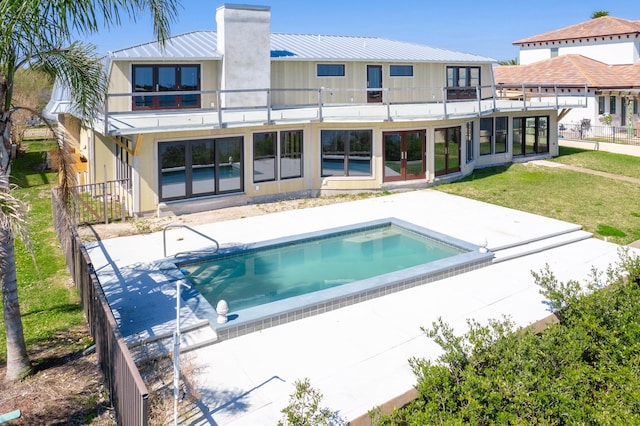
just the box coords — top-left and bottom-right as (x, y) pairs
(494, 16), (640, 130)
(47, 4), (576, 217)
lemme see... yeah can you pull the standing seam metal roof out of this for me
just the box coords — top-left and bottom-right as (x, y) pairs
(107, 30), (495, 63)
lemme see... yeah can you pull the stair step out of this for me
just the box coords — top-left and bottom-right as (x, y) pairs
(492, 230), (593, 263)
(129, 320), (218, 363)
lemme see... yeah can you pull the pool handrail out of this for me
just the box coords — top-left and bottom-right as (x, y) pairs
(163, 224), (220, 258)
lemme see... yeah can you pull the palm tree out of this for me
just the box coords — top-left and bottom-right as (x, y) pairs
(497, 58), (519, 66)
(591, 11), (609, 18)
(0, 0), (180, 382)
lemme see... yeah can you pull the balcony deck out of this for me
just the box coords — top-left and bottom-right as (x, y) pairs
(99, 86), (587, 136)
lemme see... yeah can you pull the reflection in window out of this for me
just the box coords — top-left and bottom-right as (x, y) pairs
(132, 64), (201, 110)
(446, 66), (480, 100)
(390, 65), (413, 77)
(321, 130), (372, 177)
(465, 121), (474, 163)
(317, 64), (345, 77)
(495, 117), (508, 154)
(281, 130), (303, 179)
(513, 116), (549, 156)
(158, 137), (243, 201)
(479, 118), (492, 156)
(253, 132), (277, 182)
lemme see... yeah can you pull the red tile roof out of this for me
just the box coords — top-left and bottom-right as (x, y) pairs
(514, 16), (640, 45)
(493, 55), (640, 89)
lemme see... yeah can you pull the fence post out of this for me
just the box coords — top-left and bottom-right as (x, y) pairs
(103, 165), (109, 225)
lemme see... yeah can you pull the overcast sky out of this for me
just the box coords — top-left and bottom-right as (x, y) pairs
(78, 0), (639, 61)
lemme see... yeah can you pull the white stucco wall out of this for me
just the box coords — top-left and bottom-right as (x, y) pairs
(519, 48), (552, 65)
(519, 38), (638, 65)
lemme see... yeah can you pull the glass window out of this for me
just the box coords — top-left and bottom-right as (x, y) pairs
(390, 65), (413, 77)
(634, 99), (638, 115)
(191, 140), (215, 195)
(550, 47), (558, 58)
(598, 96), (605, 115)
(513, 117), (523, 156)
(253, 132), (277, 183)
(479, 118), (492, 155)
(317, 64), (345, 77)
(158, 137), (243, 201)
(512, 116), (549, 156)
(495, 117), (508, 154)
(132, 64), (201, 110)
(133, 66), (154, 108)
(321, 130), (371, 177)
(610, 96), (617, 114)
(281, 130), (303, 179)
(446, 66), (480, 100)
(159, 142), (187, 199)
(465, 121), (474, 163)
(348, 131), (372, 176)
(217, 137), (243, 193)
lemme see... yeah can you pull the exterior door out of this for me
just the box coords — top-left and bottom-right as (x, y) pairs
(434, 127), (461, 176)
(367, 65), (382, 103)
(383, 130), (425, 182)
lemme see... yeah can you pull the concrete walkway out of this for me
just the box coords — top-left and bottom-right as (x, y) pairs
(560, 138), (640, 157)
(84, 190), (638, 425)
(526, 159), (640, 185)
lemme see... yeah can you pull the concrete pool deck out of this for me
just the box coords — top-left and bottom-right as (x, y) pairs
(84, 190), (636, 425)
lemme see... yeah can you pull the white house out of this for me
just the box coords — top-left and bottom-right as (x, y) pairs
(47, 4), (575, 218)
(494, 16), (640, 130)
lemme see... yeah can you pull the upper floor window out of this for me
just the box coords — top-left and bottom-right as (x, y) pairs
(390, 65), (413, 77)
(446, 66), (480, 100)
(132, 64), (200, 110)
(550, 48), (559, 58)
(317, 64), (345, 77)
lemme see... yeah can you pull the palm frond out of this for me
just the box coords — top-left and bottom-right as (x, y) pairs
(32, 42), (106, 126)
(0, 175), (35, 276)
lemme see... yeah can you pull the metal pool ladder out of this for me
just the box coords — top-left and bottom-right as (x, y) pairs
(163, 224), (220, 257)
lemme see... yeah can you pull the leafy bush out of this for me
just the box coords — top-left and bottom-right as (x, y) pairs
(375, 249), (640, 425)
(279, 378), (345, 426)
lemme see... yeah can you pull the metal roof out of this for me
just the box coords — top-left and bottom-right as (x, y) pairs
(107, 30), (495, 63)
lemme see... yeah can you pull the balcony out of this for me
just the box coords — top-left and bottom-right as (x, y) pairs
(98, 84), (588, 136)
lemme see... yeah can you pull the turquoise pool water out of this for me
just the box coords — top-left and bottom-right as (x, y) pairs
(182, 222), (466, 312)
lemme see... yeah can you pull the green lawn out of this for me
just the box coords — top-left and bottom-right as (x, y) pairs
(437, 151), (640, 246)
(0, 140), (86, 364)
(551, 146), (640, 180)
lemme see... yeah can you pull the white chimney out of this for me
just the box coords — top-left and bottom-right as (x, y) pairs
(216, 4), (271, 108)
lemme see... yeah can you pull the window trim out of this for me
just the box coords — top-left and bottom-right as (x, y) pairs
(321, 129), (372, 177)
(389, 65), (413, 77)
(252, 130), (304, 183)
(446, 66), (480, 100)
(317, 63), (345, 77)
(132, 64), (201, 111)
(158, 137), (243, 202)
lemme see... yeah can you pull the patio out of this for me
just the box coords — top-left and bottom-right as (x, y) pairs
(84, 190), (632, 424)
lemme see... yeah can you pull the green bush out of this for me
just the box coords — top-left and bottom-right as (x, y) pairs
(375, 249), (640, 425)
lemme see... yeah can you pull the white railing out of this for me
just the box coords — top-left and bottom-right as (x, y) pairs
(101, 84), (588, 136)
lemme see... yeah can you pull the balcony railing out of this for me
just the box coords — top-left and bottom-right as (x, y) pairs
(101, 84), (588, 136)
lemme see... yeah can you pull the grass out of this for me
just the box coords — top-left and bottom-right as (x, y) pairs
(437, 149), (640, 245)
(0, 139), (87, 364)
(551, 146), (640, 179)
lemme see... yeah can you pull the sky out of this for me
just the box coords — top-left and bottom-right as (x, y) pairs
(79, 0), (640, 61)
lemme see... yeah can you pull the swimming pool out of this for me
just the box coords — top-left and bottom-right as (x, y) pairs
(174, 218), (494, 341)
